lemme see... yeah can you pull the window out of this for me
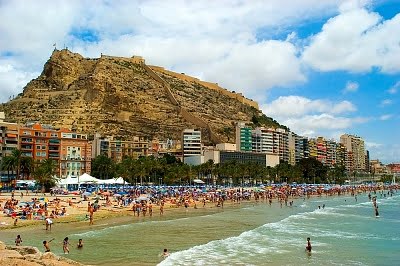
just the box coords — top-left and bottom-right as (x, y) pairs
(42, 145), (46, 150)
(36, 145), (41, 150)
(41, 152), (46, 157)
(36, 152), (41, 156)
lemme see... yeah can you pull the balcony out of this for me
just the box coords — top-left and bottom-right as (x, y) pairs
(49, 139), (60, 144)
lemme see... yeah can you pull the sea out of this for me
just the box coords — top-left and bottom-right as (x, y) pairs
(2, 192), (399, 266)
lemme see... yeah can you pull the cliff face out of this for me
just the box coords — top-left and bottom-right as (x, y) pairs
(0, 49), (283, 143)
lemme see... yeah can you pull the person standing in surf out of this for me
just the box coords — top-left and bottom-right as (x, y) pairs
(305, 237), (312, 253)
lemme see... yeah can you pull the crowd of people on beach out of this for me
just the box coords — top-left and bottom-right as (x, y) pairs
(1, 182), (398, 258)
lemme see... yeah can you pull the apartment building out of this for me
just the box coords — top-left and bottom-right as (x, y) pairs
(18, 123), (92, 177)
(19, 123), (60, 162)
(92, 134), (148, 162)
(288, 133), (307, 165)
(340, 134), (366, 172)
(60, 131), (92, 178)
(248, 126), (289, 163)
(0, 112), (19, 159)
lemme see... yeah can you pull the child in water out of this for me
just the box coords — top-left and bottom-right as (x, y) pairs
(63, 237), (70, 254)
(15, 235), (22, 246)
(77, 239), (83, 248)
(162, 248), (170, 258)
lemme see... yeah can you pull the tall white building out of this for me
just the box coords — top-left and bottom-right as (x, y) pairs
(182, 129), (202, 163)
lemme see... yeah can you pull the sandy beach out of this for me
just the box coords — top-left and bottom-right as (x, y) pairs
(0, 185), (398, 266)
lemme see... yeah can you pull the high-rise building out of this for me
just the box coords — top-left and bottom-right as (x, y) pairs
(340, 134), (366, 171)
(251, 127), (289, 163)
(365, 150), (370, 173)
(182, 129), (202, 163)
(288, 133), (306, 165)
(235, 122), (252, 152)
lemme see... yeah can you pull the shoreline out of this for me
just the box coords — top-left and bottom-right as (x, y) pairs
(2, 185), (393, 232)
(1, 188), (396, 266)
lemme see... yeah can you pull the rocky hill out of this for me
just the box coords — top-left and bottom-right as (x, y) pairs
(0, 49), (285, 143)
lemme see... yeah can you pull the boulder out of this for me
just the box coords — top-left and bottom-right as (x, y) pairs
(41, 251), (58, 260)
(0, 249), (23, 259)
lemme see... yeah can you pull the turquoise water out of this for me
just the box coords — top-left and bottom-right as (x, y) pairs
(2, 192), (399, 265)
(161, 193), (400, 266)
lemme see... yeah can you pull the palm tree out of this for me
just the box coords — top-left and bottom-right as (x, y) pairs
(20, 157), (34, 180)
(1, 156), (15, 188)
(10, 149), (23, 180)
(91, 155), (116, 179)
(33, 159), (58, 192)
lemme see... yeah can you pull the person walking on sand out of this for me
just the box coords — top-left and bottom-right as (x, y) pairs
(160, 204), (164, 216)
(63, 237), (70, 254)
(15, 235), (22, 246)
(305, 237), (312, 253)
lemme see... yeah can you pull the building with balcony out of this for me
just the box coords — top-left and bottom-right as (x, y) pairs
(340, 134), (366, 172)
(92, 134), (148, 162)
(288, 133), (307, 165)
(60, 131), (92, 178)
(0, 112), (19, 159)
(19, 123), (59, 163)
(18, 123), (92, 178)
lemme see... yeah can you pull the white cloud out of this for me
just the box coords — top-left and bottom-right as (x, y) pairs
(303, 2), (400, 73)
(261, 96), (356, 118)
(0, 0), (346, 102)
(379, 99), (393, 107)
(379, 114), (393, 121)
(368, 143), (400, 163)
(260, 96), (366, 137)
(0, 61), (38, 103)
(343, 81), (359, 93)
(365, 141), (383, 148)
(281, 114), (369, 136)
(388, 81), (399, 94)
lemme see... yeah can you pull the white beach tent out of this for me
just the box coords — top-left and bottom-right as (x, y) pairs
(78, 173), (100, 184)
(193, 179), (205, 184)
(98, 177), (129, 185)
(57, 176), (79, 187)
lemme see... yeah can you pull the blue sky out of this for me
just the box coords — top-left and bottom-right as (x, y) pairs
(0, 0), (399, 163)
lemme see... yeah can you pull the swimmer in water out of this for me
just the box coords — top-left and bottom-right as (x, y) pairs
(162, 248), (170, 258)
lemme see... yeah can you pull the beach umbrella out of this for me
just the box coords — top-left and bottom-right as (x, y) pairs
(137, 196), (149, 201)
(114, 194), (122, 197)
(82, 192), (92, 196)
